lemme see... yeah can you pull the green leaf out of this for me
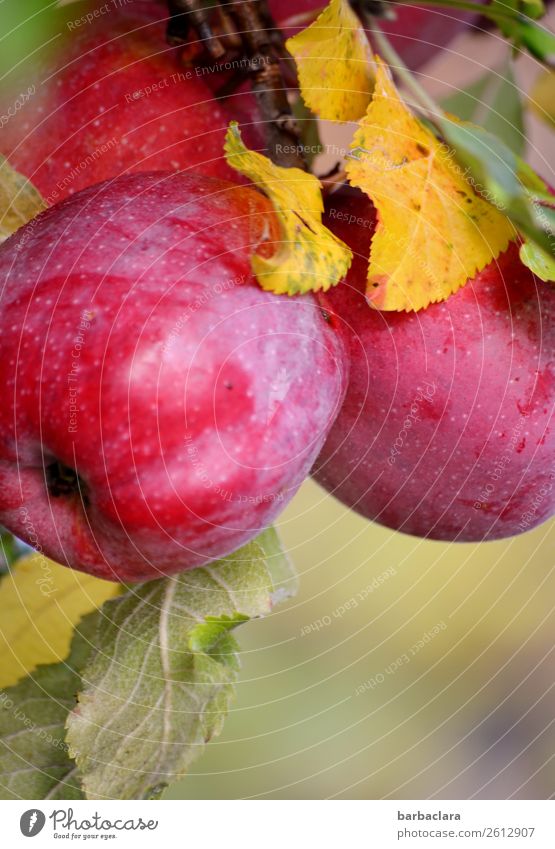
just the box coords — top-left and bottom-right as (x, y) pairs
(0, 616), (97, 800)
(0, 529), (25, 572)
(442, 58), (525, 156)
(189, 613), (249, 654)
(520, 240), (555, 281)
(517, 19), (555, 61)
(66, 528), (296, 800)
(521, 0), (545, 19)
(489, 0), (555, 59)
(491, 0), (544, 22)
(439, 117), (554, 268)
(0, 156), (46, 243)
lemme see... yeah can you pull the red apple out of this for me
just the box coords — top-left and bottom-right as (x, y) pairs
(314, 187), (555, 541)
(0, 172), (347, 581)
(268, 0), (476, 70)
(0, 2), (262, 203)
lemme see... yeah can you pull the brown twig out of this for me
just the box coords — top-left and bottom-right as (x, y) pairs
(166, 0), (225, 58)
(227, 0), (305, 169)
(166, 0), (305, 169)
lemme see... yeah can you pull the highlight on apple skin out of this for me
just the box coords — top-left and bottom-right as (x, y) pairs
(0, 172), (348, 582)
(313, 186), (555, 542)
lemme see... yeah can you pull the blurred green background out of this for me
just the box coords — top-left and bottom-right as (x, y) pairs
(165, 479), (555, 799)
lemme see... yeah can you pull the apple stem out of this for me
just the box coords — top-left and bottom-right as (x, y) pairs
(167, 0), (225, 58)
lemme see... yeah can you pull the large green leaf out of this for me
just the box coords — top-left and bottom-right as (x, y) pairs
(66, 528), (296, 800)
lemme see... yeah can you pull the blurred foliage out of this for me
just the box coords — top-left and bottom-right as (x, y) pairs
(530, 68), (555, 129)
(442, 58), (525, 157)
(0, 0), (87, 88)
(165, 480), (555, 799)
(0, 529), (31, 573)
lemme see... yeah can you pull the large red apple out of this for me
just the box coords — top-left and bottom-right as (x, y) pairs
(0, 2), (261, 202)
(314, 187), (555, 541)
(0, 172), (347, 581)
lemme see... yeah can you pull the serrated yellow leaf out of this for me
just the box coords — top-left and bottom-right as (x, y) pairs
(0, 554), (121, 687)
(286, 0), (374, 122)
(0, 155), (46, 243)
(224, 122), (352, 295)
(346, 60), (516, 312)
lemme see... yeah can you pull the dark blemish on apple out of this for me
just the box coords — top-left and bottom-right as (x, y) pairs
(46, 461), (89, 505)
(224, 380), (233, 390)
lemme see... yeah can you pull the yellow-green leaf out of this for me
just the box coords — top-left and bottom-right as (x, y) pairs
(346, 60), (516, 312)
(224, 122), (352, 295)
(520, 240), (555, 282)
(0, 155), (46, 243)
(0, 554), (121, 688)
(286, 0), (374, 122)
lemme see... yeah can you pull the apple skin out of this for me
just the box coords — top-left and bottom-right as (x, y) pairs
(268, 0), (476, 70)
(0, 172), (347, 581)
(313, 187), (555, 541)
(0, 2), (261, 202)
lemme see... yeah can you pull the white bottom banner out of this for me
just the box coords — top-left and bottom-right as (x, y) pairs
(2, 800), (553, 848)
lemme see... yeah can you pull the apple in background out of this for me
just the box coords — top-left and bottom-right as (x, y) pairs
(0, 172), (347, 582)
(0, 1), (262, 202)
(267, 0), (477, 70)
(313, 186), (555, 541)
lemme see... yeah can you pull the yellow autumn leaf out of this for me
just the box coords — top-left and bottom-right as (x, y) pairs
(286, 0), (374, 122)
(0, 554), (121, 687)
(346, 60), (516, 312)
(0, 155), (46, 243)
(224, 122), (352, 295)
